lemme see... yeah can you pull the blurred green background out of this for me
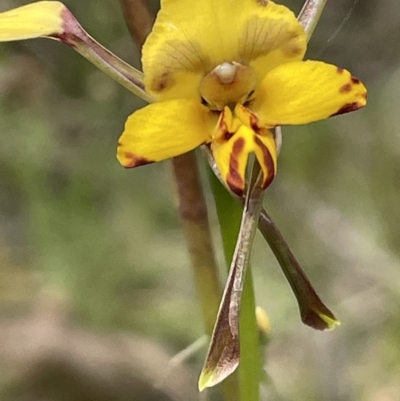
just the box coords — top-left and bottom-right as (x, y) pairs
(0, 0), (399, 400)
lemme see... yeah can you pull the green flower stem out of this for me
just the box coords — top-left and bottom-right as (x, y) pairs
(236, 166), (264, 401)
(298, 0), (329, 39)
(209, 169), (261, 401)
(239, 271), (260, 401)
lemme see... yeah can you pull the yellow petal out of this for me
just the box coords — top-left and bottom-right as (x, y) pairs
(143, 0), (306, 100)
(0, 1), (65, 41)
(117, 99), (214, 168)
(213, 130), (254, 196)
(235, 104), (278, 189)
(244, 3), (306, 86)
(251, 60), (367, 126)
(212, 107), (277, 195)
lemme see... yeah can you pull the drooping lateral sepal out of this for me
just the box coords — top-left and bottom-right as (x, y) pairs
(198, 274), (240, 391)
(199, 161), (266, 390)
(258, 210), (340, 330)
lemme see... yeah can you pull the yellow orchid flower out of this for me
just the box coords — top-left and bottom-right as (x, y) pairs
(0, 1), (366, 196)
(117, 0), (367, 195)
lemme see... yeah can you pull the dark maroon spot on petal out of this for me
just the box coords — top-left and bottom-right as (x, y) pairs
(243, 99), (254, 108)
(157, 73), (170, 91)
(226, 138), (245, 196)
(226, 179), (244, 197)
(228, 166), (242, 184)
(254, 136), (275, 190)
(289, 46), (304, 56)
(231, 138), (245, 161)
(257, 0), (269, 6)
(351, 76), (360, 84)
(330, 102), (364, 117)
(122, 152), (154, 168)
(224, 131), (234, 141)
(250, 114), (261, 133)
(337, 67), (344, 74)
(217, 110), (234, 143)
(340, 83), (352, 93)
(150, 72), (171, 93)
(281, 32), (304, 57)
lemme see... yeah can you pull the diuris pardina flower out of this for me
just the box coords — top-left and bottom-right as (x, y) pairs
(117, 0), (367, 194)
(0, 0), (366, 195)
